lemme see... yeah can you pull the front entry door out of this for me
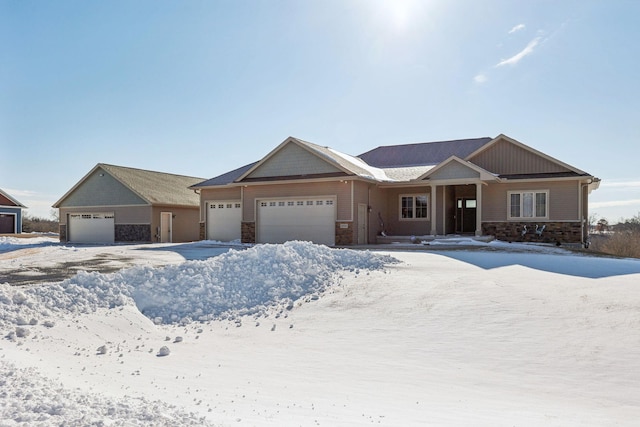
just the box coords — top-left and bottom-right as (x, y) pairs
(357, 203), (367, 245)
(160, 212), (172, 243)
(456, 198), (476, 234)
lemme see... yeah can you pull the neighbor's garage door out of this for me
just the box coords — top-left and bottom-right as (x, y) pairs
(68, 213), (115, 243)
(207, 201), (242, 241)
(257, 197), (336, 246)
(0, 214), (15, 233)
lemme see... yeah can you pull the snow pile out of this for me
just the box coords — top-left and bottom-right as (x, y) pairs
(0, 241), (398, 329)
(0, 235), (58, 252)
(0, 361), (213, 426)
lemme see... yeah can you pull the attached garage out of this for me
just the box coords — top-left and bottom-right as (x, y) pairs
(206, 201), (242, 241)
(68, 213), (115, 244)
(256, 197), (336, 245)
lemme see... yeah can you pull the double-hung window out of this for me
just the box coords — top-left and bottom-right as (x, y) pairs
(508, 190), (548, 219)
(400, 194), (428, 220)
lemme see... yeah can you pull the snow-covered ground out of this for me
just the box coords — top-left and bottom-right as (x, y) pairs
(1, 238), (640, 426)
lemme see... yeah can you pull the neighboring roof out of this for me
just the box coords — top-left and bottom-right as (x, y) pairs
(358, 137), (493, 168)
(0, 188), (27, 208)
(54, 164), (205, 207)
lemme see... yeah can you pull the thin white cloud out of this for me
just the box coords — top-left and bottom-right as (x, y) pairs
(508, 24), (525, 34)
(495, 36), (541, 67)
(590, 199), (640, 209)
(473, 74), (487, 84)
(4, 188), (38, 198)
(599, 180), (640, 189)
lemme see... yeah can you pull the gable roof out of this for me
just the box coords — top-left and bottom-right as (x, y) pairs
(467, 134), (588, 176)
(358, 137), (493, 168)
(418, 156), (499, 182)
(0, 188), (27, 208)
(194, 134), (596, 189)
(54, 164), (204, 208)
(236, 137), (391, 183)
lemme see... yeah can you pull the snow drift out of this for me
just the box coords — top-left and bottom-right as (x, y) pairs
(1, 241), (398, 330)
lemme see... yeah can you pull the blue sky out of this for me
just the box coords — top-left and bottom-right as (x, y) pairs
(2, 0), (639, 222)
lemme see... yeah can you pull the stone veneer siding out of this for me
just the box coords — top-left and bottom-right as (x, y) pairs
(199, 222), (205, 241)
(335, 222), (353, 246)
(59, 224), (67, 242)
(115, 224), (152, 242)
(482, 222), (583, 244)
(242, 222), (256, 244)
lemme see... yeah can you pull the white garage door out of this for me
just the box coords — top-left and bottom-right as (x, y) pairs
(207, 201), (242, 242)
(257, 197), (336, 246)
(68, 213), (115, 244)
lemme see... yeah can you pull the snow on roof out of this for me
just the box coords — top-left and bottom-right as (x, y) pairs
(326, 147), (393, 181)
(382, 165), (435, 181)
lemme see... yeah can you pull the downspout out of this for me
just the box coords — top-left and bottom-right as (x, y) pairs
(367, 185), (371, 244)
(580, 179), (593, 248)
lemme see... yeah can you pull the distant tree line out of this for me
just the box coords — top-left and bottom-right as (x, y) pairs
(22, 210), (59, 234)
(590, 212), (640, 258)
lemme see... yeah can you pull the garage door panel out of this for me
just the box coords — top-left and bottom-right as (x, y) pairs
(0, 214), (15, 233)
(207, 201), (241, 242)
(257, 198), (335, 246)
(69, 213), (115, 244)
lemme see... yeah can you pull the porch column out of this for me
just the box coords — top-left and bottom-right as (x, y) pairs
(430, 184), (437, 236)
(475, 182), (482, 236)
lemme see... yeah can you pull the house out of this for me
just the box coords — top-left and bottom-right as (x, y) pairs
(191, 134), (600, 247)
(0, 188), (26, 234)
(53, 164), (204, 244)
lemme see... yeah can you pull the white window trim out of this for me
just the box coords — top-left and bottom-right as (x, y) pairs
(399, 194), (429, 221)
(507, 190), (549, 220)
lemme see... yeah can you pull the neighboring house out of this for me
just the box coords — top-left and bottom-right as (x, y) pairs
(0, 188), (26, 234)
(53, 164), (204, 244)
(191, 134), (600, 246)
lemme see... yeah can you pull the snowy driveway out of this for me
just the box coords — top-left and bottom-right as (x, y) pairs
(0, 239), (242, 286)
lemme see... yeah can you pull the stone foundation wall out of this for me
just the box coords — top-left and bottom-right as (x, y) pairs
(242, 222), (256, 244)
(335, 222), (353, 246)
(115, 224), (152, 242)
(59, 224), (67, 242)
(199, 222), (205, 241)
(482, 222), (583, 244)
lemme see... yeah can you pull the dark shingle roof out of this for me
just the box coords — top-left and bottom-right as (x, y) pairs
(191, 162), (259, 188)
(358, 137), (493, 168)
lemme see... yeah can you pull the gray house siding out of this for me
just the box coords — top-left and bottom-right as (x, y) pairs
(429, 162), (480, 180)
(246, 143), (342, 179)
(59, 168), (148, 207)
(469, 138), (570, 175)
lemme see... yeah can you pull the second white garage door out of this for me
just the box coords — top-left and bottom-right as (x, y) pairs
(207, 201), (242, 242)
(68, 213), (115, 244)
(257, 197), (336, 246)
